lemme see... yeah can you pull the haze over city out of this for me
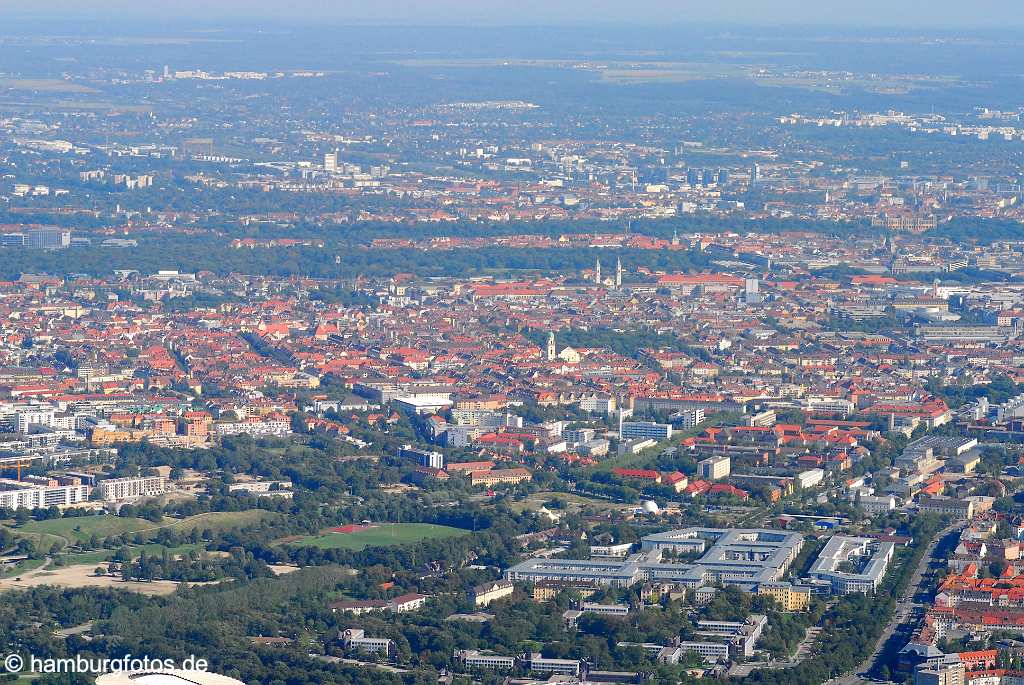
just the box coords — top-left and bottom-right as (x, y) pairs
(8, 0), (1024, 26)
(1, 7), (1024, 685)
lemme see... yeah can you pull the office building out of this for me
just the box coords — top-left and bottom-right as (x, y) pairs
(454, 650), (516, 671)
(399, 444), (445, 469)
(697, 456), (730, 481)
(674, 408), (705, 428)
(619, 421), (672, 441)
(340, 629), (394, 658)
(506, 528), (803, 591)
(525, 653), (581, 676)
(678, 640), (730, 662)
(26, 228), (71, 250)
(324, 152), (338, 172)
(807, 536), (894, 594)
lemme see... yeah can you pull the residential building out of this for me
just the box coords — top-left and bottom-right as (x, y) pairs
(471, 580), (514, 606)
(95, 475), (166, 502)
(757, 582), (812, 611)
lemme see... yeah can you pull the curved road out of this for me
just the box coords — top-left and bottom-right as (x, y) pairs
(827, 522), (963, 685)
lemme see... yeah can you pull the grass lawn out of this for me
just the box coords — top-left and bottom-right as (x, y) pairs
(288, 523), (467, 551)
(1, 558), (46, 578)
(60, 543), (203, 567)
(161, 510), (279, 535)
(506, 491), (618, 514)
(8, 510), (278, 546)
(16, 516), (154, 544)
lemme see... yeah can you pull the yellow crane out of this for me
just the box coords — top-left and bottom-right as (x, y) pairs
(0, 460), (34, 481)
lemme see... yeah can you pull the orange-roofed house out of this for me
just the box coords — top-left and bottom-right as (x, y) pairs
(612, 468), (662, 484)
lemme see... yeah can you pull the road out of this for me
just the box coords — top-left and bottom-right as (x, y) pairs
(826, 522), (962, 685)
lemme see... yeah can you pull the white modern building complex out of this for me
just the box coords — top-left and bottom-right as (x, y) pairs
(807, 535), (895, 594)
(505, 528), (804, 591)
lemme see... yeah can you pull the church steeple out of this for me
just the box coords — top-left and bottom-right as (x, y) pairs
(546, 331), (556, 361)
(615, 257), (623, 288)
(594, 257), (602, 285)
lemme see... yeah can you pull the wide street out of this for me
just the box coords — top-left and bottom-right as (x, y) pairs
(826, 522), (963, 685)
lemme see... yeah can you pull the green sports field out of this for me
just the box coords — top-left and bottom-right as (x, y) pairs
(289, 523), (467, 551)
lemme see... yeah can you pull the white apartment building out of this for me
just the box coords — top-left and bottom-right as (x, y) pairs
(95, 476), (167, 502)
(213, 418), (291, 438)
(0, 479), (90, 509)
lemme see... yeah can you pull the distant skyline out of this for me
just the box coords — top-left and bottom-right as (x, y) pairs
(8, 0), (1024, 29)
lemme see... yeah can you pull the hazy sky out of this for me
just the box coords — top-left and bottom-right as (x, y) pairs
(6, 0), (1024, 27)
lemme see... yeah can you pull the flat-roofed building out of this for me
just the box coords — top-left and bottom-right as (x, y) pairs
(697, 455), (731, 481)
(620, 421), (672, 441)
(580, 602), (629, 616)
(590, 542), (634, 558)
(525, 653), (581, 676)
(678, 641), (730, 662)
(96, 475), (166, 502)
(454, 650), (516, 671)
(507, 528), (803, 592)
(340, 629), (394, 658)
(399, 444), (445, 469)
(0, 479), (90, 509)
(807, 535), (894, 594)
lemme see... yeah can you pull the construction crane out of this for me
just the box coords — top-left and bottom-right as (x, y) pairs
(0, 460), (34, 481)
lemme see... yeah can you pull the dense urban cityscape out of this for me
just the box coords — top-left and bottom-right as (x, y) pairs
(2, 8), (1024, 685)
